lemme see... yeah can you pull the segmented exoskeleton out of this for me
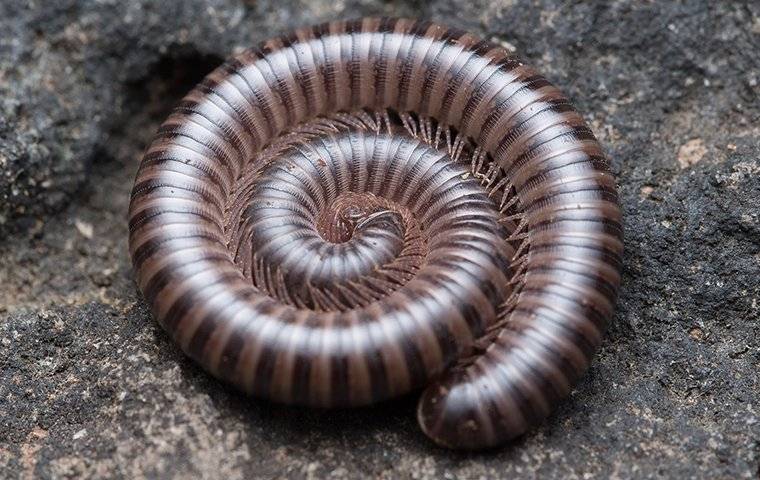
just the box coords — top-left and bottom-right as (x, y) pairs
(128, 17), (623, 449)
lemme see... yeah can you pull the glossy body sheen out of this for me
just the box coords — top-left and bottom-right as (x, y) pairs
(129, 18), (623, 449)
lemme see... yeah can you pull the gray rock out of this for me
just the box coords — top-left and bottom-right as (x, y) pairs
(0, 0), (758, 478)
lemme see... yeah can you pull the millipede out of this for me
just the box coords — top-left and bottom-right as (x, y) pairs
(128, 17), (623, 450)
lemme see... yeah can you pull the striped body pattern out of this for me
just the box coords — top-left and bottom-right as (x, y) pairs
(128, 17), (623, 449)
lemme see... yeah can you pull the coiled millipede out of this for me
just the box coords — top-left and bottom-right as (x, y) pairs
(128, 17), (623, 450)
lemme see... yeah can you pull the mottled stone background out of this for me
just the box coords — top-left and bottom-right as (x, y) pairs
(1, 1), (758, 478)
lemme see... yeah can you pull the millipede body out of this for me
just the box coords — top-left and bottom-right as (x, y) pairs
(128, 17), (623, 450)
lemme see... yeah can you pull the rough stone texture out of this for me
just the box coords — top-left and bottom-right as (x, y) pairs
(1, 1), (758, 478)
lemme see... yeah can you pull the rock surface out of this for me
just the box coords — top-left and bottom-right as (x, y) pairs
(1, 0), (758, 478)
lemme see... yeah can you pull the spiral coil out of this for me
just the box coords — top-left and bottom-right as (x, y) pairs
(129, 18), (623, 449)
